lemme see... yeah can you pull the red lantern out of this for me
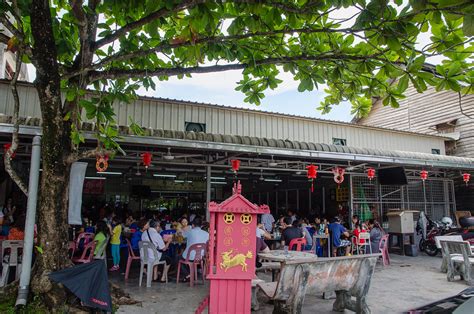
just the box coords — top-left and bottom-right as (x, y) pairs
(367, 168), (376, 181)
(142, 152), (152, 169)
(3, 143), (16, 159)
(231, 159), (240, 173)
(420, 170), (428, 181)
(306, 164), (318, 192)
(96, 155), (109, 172)
(463, 173), (470, 186)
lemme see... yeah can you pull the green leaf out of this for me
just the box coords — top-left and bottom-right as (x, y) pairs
(397, 74), (409, 93)
(387, 37), (401, 51)
(35, 245), (43, 254)
(463, 13), (474, 37)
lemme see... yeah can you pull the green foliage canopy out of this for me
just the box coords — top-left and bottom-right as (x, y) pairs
(1, 0), (473, 137)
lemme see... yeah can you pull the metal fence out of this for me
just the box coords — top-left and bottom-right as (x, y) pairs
(350, 175), (455, 229)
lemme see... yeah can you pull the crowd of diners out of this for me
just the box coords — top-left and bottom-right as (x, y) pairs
(2, 196), (385, 283)
(256, 209), (386, 258)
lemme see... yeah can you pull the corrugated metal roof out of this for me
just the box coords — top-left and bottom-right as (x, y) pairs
(1, 120), (473, 169)
(145, 128), (473, 165)
(2, 79), (449, 140)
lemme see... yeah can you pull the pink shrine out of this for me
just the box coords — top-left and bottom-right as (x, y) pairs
(207, 181), (269, 314)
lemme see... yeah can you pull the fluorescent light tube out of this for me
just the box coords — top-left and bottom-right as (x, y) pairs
(153, 174), (177, 178)
(96, 171), (122, 175)
(85, 176), (106, 180)
(264, 178), (282, 182)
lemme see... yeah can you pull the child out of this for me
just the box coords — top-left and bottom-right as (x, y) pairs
(109, 216), (122, 271)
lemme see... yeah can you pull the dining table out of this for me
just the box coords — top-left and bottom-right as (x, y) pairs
(258, 249), (319, 263)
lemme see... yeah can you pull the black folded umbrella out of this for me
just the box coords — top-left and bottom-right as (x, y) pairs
(49, 260), (112, 312)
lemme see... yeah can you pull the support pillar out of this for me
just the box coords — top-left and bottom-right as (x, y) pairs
(16, 136), (41, 307)
(206, 166), (211, 221)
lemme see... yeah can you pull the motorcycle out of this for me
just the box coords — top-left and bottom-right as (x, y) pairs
(416, 213), (454, 256)
(417, 213), (474, 256)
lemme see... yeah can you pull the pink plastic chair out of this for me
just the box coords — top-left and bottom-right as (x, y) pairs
(72, 241), (96, 264)
(379, 234), (390, 266)
(289, 238), (307, 252)
(177, 243), (207, 287)
(75, 232), (95, 250)
(68, 241), (76, 259)
(124, 239), (141, 280)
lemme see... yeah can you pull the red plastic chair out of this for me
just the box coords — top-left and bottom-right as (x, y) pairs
(379, 234), (390, 266)
(75, 232), (95, 250)
(124, 239), (141, 280)
(68, 241), (76, 259)
(72, 241), (96, 264)
(177, 243), (207, 287)
(289, 238), (307, 252)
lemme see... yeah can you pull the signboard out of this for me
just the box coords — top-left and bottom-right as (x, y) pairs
(83, 179), (105, 194)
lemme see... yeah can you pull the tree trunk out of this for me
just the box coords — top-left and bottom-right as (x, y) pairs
(29, 0), (73, 306)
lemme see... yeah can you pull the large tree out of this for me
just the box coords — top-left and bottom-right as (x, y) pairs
(1, 0), (473, 307)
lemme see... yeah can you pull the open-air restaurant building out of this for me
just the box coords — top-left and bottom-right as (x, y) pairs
(0, 80), (473, 228)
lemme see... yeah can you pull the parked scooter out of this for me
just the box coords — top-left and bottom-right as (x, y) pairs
(417, 213), (474, 256)
(416, 213), (454, 256)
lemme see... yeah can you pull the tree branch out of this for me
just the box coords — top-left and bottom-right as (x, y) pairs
(4, 51), (28, 196)
(88, 53), (386, 82)
(92, 0), (206, 50)
(66, 26), (375, 80)
(0, 33), (11, 45)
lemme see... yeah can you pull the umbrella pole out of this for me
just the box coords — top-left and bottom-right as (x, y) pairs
(16, 136), (41, 307)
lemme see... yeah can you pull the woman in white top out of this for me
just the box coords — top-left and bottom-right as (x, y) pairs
(141, 220), (171, 282)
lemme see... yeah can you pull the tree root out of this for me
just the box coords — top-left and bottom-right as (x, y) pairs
(110, 282), (140, 306)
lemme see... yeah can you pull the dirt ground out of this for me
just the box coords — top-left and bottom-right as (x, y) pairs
(111, 253), (468, 314)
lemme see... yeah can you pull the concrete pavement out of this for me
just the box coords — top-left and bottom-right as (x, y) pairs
(111, 254), (468, 313)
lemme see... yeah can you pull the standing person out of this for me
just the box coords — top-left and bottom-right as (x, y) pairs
(328, 217), (351, 256)
(180, 217), (209, 282)
(109, 216), (122, 271)
(261, 212), (275, 233)
(93, 221), (109, 257)
(367, 219), (384, 254)
(281, 217), (303, 249)
(2, 198), (16, 225)
(287, 210), (297, 224)
(141, 220), (172, 282)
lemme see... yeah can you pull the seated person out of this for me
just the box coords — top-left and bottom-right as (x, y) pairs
(93, 221), (109, 257)
(179, 217), (209, 282)
(256, 216), (272, 240)
(130, 219), (148, 252)
(281, 217), (304, 250)
(141, 220), (172, 282)
(295, 220), (313, 251)
(367, 219), (384, 253)
(7, 215), (25, 240)
(255, 236), (270, 268)
(328, 217), (351, 256)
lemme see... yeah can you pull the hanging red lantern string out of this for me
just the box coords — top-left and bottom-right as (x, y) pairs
(231, 159), (240, 173)
(332, 167), (345, 185)
(96, 155), (109, 172)
(420, 170), (428, 181)
(306, 164), (318, 192)
(142, 152), (152, 169)
(367, 168), (376, 181)
(463, 173), (470, 186)
(3, 143), (16, 159)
